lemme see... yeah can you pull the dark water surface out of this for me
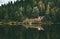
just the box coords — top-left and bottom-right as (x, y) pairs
(0, 24), (60, 39)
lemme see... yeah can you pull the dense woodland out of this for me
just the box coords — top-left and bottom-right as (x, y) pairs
(0, 0), (60, 22)
(0, 0), (60, 39)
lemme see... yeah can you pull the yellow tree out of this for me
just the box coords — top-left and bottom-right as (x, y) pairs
(38, 1), (45, 10)
(38, 0), (45, 16)
(46, 2), (51, 14)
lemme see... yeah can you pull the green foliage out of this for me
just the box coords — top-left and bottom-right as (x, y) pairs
(0, 0), (60, 22)
(0, 0), (60, 39)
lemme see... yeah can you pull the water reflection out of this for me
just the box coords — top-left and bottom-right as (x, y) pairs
(0, 24), (60, 39)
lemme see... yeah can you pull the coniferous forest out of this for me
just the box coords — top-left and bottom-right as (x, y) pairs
(0, 0), (60, 39)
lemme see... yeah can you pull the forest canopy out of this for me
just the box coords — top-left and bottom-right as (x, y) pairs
(0, 0), (60, 22)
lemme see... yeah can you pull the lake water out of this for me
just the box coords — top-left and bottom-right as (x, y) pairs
(0, 24), (60, 39)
